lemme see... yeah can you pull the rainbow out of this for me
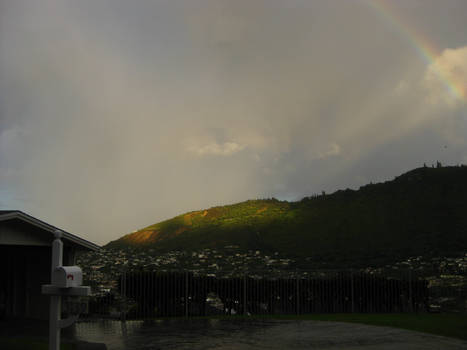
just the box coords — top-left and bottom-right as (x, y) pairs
(365, 0), (465, 101)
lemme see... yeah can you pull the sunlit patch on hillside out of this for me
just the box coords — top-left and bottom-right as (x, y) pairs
(174, 227), (188, 236)
(183, 212), (200, 225)
(256, 207), (268, 215)
(125, 230), (160, 244)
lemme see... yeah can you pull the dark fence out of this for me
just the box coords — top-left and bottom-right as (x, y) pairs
(81, 269), (466, 320)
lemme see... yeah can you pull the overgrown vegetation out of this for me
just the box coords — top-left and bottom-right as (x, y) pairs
(106, 165), (467, 268)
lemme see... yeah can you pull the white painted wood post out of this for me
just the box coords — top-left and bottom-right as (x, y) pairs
(50, 230), (63, 350)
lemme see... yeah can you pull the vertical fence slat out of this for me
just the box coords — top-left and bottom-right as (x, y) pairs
(350, 271), (355, 313)
(408, 269), (413, 313)
(296, 277), (300, 315)
(243, 275), (247, 315)
(185, 272), (188, 317)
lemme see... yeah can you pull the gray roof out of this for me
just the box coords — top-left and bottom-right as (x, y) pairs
(0, 210), (100, 251)
(0, 210), (18, 215)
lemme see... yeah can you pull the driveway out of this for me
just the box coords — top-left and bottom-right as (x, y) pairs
(72, 319), (467, 350)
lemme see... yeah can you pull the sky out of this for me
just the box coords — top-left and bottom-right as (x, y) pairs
(0, 0), (466, 245)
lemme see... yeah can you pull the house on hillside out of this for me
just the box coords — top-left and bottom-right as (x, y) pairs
(0, 210), (99, 320)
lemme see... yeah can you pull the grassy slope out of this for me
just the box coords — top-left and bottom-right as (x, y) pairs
(106, 166), (467, 267)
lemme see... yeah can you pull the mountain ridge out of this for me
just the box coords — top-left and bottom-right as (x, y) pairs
(106, 165), (467, 267)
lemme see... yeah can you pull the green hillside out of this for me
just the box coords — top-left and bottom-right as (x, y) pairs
(106, 165), (467, 267)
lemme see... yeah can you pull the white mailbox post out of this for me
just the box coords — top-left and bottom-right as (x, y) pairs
(42, 231), (91, 350)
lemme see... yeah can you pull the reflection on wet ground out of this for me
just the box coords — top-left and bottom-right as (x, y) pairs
(71, 318), (467, 350)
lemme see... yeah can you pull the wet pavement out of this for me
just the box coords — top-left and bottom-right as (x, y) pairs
(70, 319), (467, 350)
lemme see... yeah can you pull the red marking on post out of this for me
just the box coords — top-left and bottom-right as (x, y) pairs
(67, 274), (74, 280)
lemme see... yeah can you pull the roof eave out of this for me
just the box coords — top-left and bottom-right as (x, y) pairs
(0, 211), (100, 251)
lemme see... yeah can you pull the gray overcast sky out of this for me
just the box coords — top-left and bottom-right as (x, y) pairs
(1, 0), (466, 245)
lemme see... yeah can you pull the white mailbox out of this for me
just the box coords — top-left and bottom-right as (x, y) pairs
(52, 266), (83, 288)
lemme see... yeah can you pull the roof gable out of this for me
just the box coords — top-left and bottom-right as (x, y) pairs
(0, 211), (100, 251)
